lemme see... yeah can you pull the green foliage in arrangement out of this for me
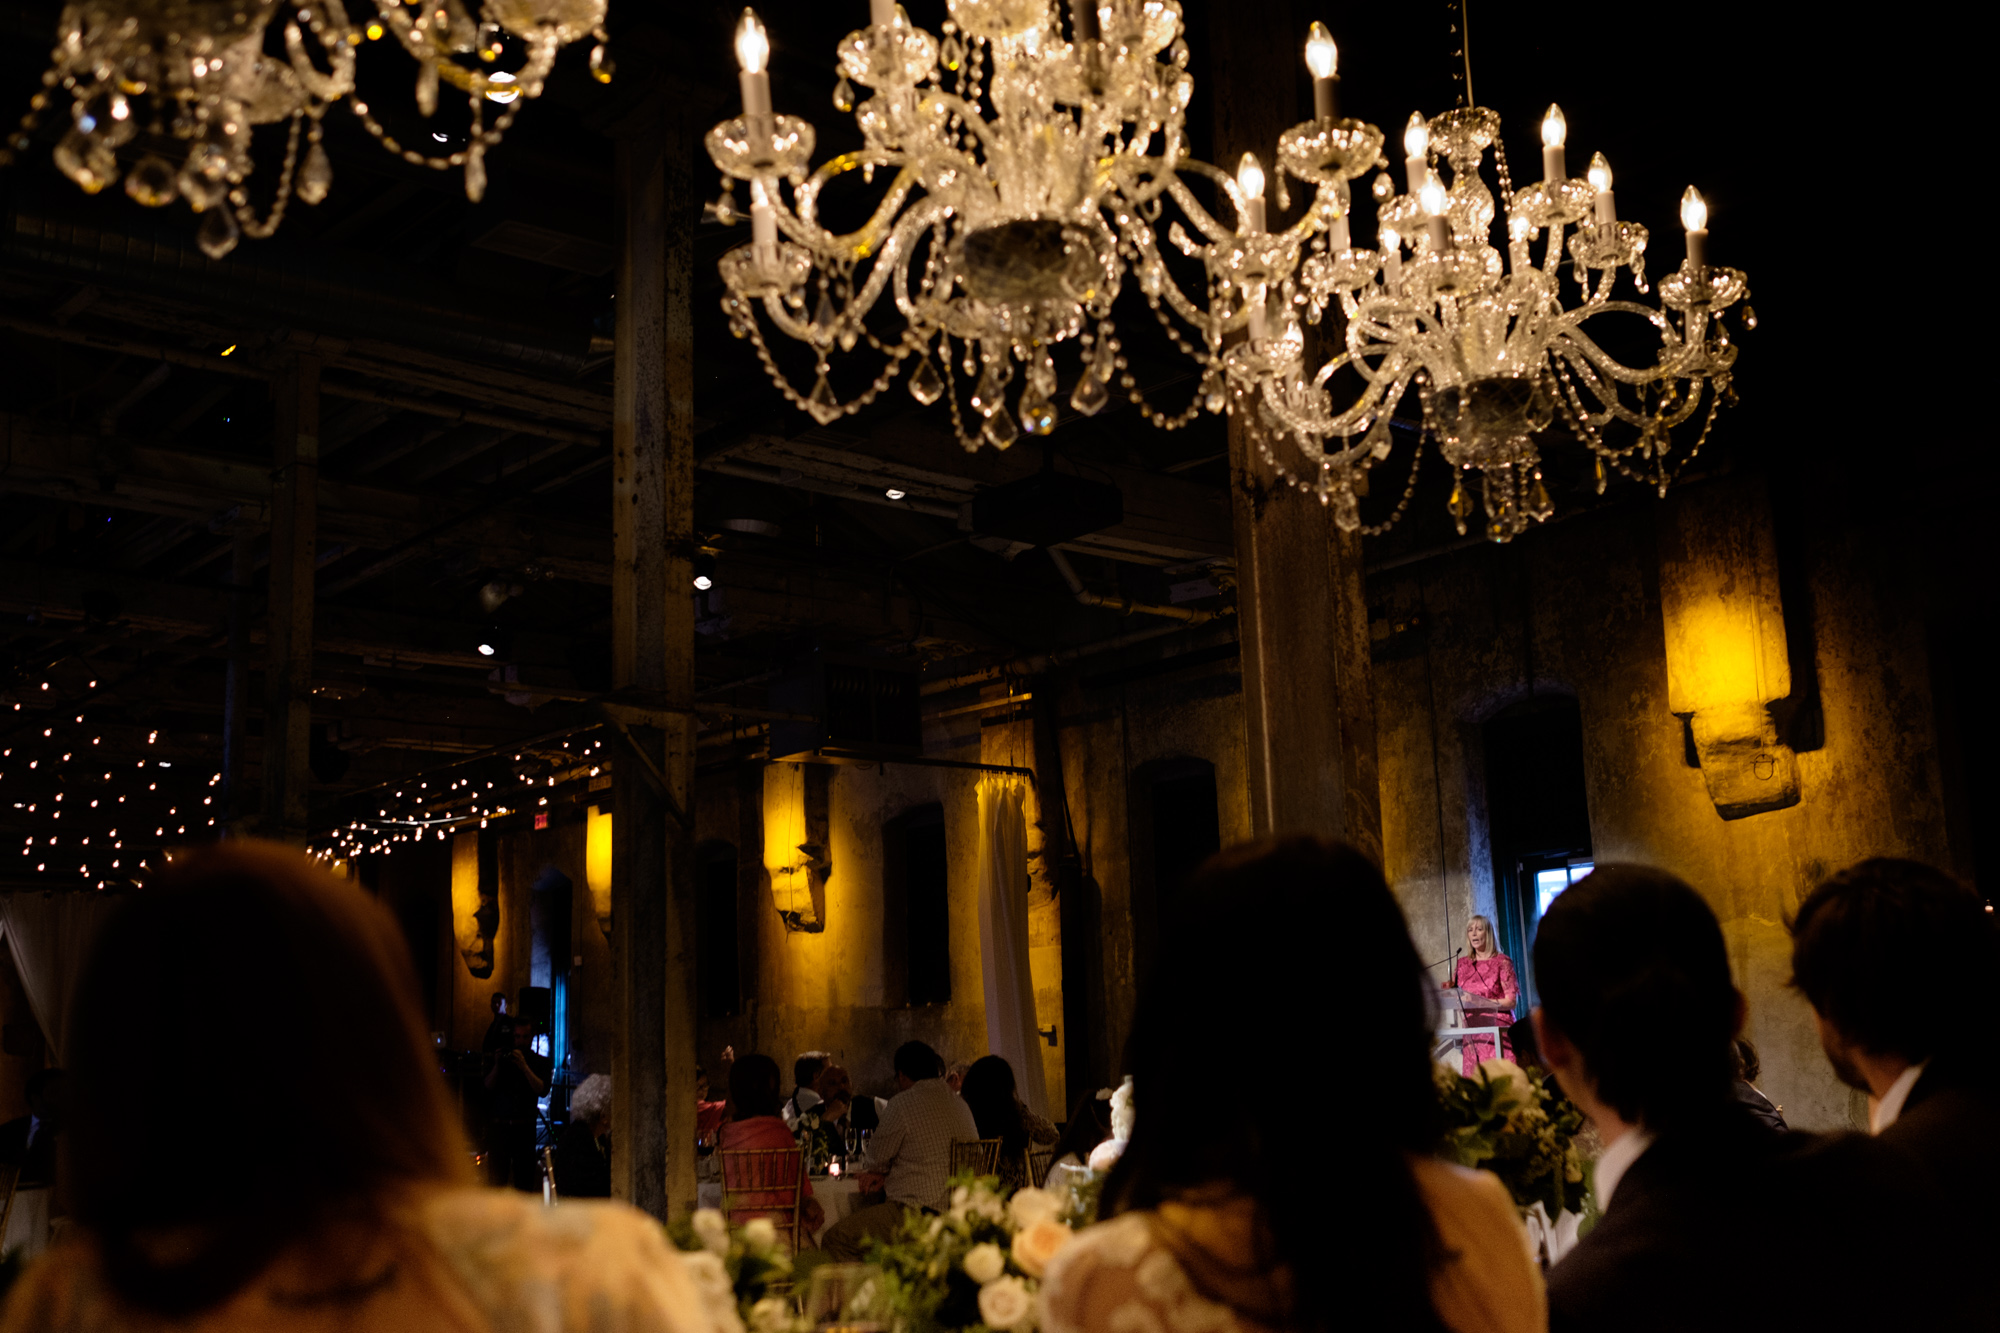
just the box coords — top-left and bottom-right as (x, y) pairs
(1435, 1057), (1590, 1219)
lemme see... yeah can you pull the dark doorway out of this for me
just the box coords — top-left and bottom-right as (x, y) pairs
(1129, 757), (1222, 982)
(884, 804), (950, 1006)
(697, 842), (742, 1019)
(1481, 697), (1594, 1011)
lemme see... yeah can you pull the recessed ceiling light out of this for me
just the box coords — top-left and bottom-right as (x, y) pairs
(692, 574), (714, 591)
(884, 488), (907, 500)
(477, 643), (497, 656)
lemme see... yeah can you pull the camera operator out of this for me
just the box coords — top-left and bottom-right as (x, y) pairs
(482, 1013), (551, 1191)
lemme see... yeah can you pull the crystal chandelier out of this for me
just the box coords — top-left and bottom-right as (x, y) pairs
(1230, 102), (1750, 541)
(6, 0), (610, 259)
(707, 1), (1748, 539)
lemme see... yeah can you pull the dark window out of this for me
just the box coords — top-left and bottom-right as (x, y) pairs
(697, 842), (741, 1018)
(1481, 697), (1593, 1012)
(884, 804), (950, 1005)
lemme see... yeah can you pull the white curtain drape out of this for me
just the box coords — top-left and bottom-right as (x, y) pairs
(975, 776), (1050, 1118)
(0, 891), (121, 1064)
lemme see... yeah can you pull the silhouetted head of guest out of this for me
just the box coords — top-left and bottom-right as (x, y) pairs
(1790, 857), (1993, 1088)
(815, 1063), (853, 1104)
(68, 841), (469, 1318)
(960, 1055), (1028, 1153)
(1533, 864), (1740, 1133)
(729, 1053), (785, 1119)
(1103, 835), (1443, 1333)
(893, 1040), (944, 1087)
(489, 992), (508, 1016)
(793, 1050), (829, 1093)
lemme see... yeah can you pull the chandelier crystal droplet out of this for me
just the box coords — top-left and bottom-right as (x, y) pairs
(707, 1), (1750, 540)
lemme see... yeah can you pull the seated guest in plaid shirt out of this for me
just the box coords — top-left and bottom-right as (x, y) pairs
(823, 1041), (978, 1261)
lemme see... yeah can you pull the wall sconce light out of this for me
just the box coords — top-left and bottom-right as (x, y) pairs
(1657, 478), (1800, 820)
(452, 830), (497, 976)
(764, 762), (829, 932)
(585, 804), (613, 938)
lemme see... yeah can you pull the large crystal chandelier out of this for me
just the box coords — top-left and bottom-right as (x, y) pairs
(707, 0), (1748, 540)
(1232, 102), (1750, 541)
(6, 0), (610, 258)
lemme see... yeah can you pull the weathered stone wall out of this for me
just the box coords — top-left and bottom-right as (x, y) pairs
(1372, 474), (1952, 1131)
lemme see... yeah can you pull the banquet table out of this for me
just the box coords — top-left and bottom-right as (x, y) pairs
(696, 1172), (862, 1246)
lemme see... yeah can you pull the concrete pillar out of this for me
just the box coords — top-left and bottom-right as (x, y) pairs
(608, 92), (699, 1219)
(1206, 2), (1382, 860)
(261, 356), (321, 842)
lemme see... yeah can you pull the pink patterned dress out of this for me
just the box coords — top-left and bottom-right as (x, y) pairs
(1451, 954), (1519, 1075)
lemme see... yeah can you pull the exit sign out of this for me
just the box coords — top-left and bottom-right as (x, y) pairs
(534, 812), (549, 829)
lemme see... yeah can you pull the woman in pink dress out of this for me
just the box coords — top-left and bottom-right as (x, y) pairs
(1451, 915), (1519, 1074)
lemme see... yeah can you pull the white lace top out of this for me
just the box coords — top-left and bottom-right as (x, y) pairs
(1040, 1162), (1543, 1333)
(1041, 1214), (1268, 1333)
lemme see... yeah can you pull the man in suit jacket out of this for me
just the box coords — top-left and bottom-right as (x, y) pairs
(1790, 857), (1993, 1323)
(1532, 866), (1944, 1333)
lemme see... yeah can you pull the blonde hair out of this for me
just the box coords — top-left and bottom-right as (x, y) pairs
(1466, 915), (1497, 957)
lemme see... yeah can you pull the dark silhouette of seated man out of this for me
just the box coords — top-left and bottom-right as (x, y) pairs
(1790, 857), (1992, 1325)
(1534, 865), (1943, 1333)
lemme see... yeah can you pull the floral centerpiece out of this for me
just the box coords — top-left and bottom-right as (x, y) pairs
(866, 1175), (1081, 1333)
(794, 1107), (836, 1174)
(1434, 1058), (1588, 1219)
(670, 1208), (798, 1333)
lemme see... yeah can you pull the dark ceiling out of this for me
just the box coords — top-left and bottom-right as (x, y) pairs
(0, 1), (1978, 883)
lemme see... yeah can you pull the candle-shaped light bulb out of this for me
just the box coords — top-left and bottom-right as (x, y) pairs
(1404, 112), (1430, 194)
(871, 0), (896, 27)
(734, 8), (769, 73)
(1680, 186), (1708, 269)
(1541, 103), (1567, 148)
(1237, 152), (1266, 201)
(735, 8), (773, 140)
(1305, 21), (1339, 119)
(1305, 22), (1338, 78)
(1588, 151), (1615, 224)
(1237, 152), (1267, 233)
(1540, 103), (1566, 182)
(1420, 176), (1450, 250)
(1403, 112), (1430, 159)
(1680, 185), (1707, 232)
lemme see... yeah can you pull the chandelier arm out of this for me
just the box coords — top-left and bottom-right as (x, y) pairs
(888, 202), (954, 323)
(1160, 167), (1243, 246)
(782, 157), (929, 260)
(1550, 344), (1651, 431)
(284, 2), (357, 102)
(1552, 316), (1680, 386)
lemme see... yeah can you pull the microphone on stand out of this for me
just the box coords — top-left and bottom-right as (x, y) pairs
(1426, 946), (1463, 988)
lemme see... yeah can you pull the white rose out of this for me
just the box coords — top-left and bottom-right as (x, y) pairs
(1478, 1057), (1525, 1088)
(977, 1275), (1034, 1330)
(742, 1217), (778, 1249)
(1009, 1218), (1073, 1278)
(1086, 1138), (1126, 1173)
(949, 1185), (972, 1220)
(1109, 1076), (1135, 1142)
(692, 1207), (731, 1255)
(963, 1241), (1007, 1285)
(682, 1249), (733, 1300)
(750, 1297), (794, 1333)
(1007, 1187), (1063, 1230)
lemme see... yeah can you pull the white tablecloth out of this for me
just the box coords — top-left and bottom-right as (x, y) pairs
(697, 1173), (863, 1247)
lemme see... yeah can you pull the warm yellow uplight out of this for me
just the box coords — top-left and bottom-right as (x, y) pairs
(585, 805), (612, 934)
(763, 763), (818, 925)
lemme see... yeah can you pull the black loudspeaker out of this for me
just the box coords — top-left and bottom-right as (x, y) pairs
(517, 986), (552, 1029)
